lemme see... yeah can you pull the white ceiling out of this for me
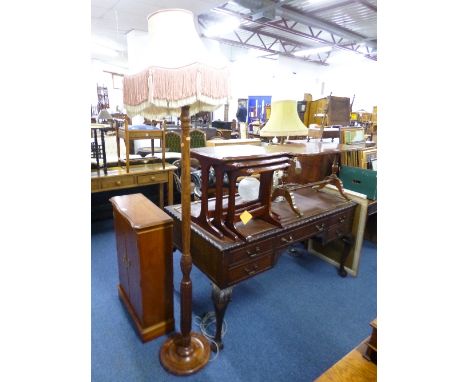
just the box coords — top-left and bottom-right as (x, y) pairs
(91, 0), (225, 67)
(91, 0), (377, 69)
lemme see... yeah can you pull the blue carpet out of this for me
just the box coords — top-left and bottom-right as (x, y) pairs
(92, 219), (376, 382)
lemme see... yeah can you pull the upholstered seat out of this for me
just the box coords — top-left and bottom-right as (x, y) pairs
(189, 129), (206, 148)
(165, 131), (181, 153)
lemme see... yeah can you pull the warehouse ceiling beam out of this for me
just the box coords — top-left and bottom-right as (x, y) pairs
(355, 0), (377, 12)
(206, 35), (327, 65)
(204, 9), (369, 57)
(232, 0), (375, 49)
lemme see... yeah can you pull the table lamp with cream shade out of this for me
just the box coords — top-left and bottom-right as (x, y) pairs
(260, 99), (308, 143)
(259, 69), (307, 143)
(123, 8), (230, 375)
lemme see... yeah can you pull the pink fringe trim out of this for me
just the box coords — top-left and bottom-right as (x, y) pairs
(123, 63), (230, 109)
(123, 70), (149, 106)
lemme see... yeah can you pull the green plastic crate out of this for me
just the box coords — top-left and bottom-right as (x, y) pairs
(339, 165), (377, 200)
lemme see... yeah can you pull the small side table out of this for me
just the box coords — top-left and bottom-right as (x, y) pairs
(91, 123), (114, 175)
(190, 146), (291, 241)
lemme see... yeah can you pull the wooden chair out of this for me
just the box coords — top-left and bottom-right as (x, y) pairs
(172, 159), (201, 201)
(189, 129), (206, 148)
(165, 131), (182, 153)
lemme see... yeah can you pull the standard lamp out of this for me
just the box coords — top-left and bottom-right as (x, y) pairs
(122, 9), (229, 375)
(260, 99), (308, 143)
(96, 108), (113, 124)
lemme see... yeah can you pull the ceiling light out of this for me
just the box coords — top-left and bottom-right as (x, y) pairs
(203, 16), (240, 37)
(293, 46), (332, 57)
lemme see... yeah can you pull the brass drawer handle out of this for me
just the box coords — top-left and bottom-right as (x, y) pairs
(247, 246), (261, 258)
(335, 230), (343, 237)
(115, 180), (122, 186)
(281, 235), (293, 243)
(315, 223), (325, 232)
(339, 216), (347, 223)
(150, 176), (156, 181)
(244, 264), (259, 275)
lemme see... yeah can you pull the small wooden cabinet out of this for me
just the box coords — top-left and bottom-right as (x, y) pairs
(110, 193), (174, 342)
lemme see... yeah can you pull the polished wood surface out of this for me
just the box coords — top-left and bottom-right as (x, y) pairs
(315, 340), (377, 382)
(316, 318), (377, 381)
(205, 138), (262, 147)
(190, 146), (291, 241)
(264, 140), (374, 155)
(159, 332), (211, 376)
(165, 189), (357, 349)
(263, 141), (376, 184)
(110, 193), (174, 342)
(193, 144), (287, 160)
(91, 163), (176, 207)
(364, 319), (377, 363)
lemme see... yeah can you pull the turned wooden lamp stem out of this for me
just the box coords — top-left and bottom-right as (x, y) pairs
(180, 105), (193, 346)
(159, 105), (210, 375)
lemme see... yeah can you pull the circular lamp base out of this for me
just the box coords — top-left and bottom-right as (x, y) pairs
(159, 332), (210, 375)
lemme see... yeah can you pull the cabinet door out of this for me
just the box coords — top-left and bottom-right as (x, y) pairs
(114, 215), (130, 296)
(125, 231), (143, 321)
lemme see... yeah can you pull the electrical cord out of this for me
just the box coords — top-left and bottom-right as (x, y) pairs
(173, 285), (226, 362)
(194, 312), (227, 362)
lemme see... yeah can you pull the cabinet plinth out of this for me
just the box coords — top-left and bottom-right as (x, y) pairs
(110, 193), (174, 342)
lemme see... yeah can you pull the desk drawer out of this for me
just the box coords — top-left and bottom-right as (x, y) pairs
(276, 219), (328, 248)
(323, 212), (354, 243)
(327, 209), (354, 226)
(137, 172), (167, 185)
(100, 176), (135, 190)
(323, 223), (350, 244)
(120, 130), (161, 140)
(228, 239), (273, 266)
(227, 253), (273, 285)
(91, 178), (100, 192)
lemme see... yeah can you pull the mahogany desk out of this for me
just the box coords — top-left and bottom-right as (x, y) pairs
(165, 188), (357, 350)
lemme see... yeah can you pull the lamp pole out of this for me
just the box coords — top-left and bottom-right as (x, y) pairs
(160, 105), (211, 375)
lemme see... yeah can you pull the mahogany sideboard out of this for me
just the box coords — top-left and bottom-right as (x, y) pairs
(165, 187), (357, 350)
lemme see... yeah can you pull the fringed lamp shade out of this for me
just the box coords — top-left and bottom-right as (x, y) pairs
(123, 9), (229, 120)
(260, 100), (308, 138)
(121, 9), (230, 376)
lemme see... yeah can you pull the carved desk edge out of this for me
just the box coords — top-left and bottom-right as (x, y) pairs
(164, 194), (357, 351)
(164, 197), (356, 252)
